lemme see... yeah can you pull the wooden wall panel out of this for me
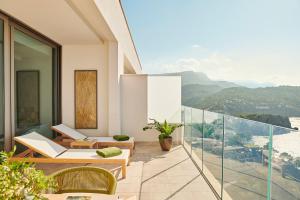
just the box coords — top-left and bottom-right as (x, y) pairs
(75, 70), (97, 129)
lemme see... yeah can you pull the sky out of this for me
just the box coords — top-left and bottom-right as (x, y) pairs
(122, 0), (300, 86)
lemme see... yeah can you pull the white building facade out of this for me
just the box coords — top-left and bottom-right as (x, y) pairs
(0, 0), (181, 150)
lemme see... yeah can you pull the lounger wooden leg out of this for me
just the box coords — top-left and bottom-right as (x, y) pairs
(122, 162), (126, 179)
(130, 147), (133, 156)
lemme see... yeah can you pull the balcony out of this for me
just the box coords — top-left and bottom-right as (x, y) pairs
(5, 106), (300, 200)
(37, 142), (217, 200)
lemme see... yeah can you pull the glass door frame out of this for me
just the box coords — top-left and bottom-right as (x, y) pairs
(0, 12), (11, 151)
(0, 11), (62, 150)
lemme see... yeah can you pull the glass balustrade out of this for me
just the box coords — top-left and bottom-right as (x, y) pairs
(182, 106), (300, 200)
(223, 115), (271, 200)
(271, 126), (300, 200)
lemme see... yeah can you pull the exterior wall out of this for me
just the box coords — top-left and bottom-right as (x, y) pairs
(0, 1), (181, 147)
(121, 75), (150, 141)
(148, 76), (182, 143)
(108, 42), (124, 135)
(147, 76), (182, 123)
(0, 0), (100, 45)
(121, 75), (182, 142)
(61, 44), (109, 136)
(94, 0), (141, 73)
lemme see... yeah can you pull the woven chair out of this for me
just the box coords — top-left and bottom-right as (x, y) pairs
(50, 166), (117, 194)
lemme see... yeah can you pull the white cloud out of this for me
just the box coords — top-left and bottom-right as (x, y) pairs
(143, 51), (300, 86)
(161, 52), (235, 80)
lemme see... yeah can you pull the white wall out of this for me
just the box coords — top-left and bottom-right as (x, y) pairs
(61, 44), (109, 136)
(147, 76), (182, 143)
(108, 42), (124, 135)
(121, 75), (182, 142)
(94, 0), (142, 74)
(121, 75), (151, 141)
(148, 76), (182, 123)
(0, 0), (143, 149)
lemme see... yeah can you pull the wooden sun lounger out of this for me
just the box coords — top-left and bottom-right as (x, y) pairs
(51, 124), (135, 155)
(11, 132), (130, 178)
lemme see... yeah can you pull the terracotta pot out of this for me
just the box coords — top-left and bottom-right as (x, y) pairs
(159, 137), (173, 151)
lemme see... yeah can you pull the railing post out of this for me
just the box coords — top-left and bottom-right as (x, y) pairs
(190, 108), (193, 154)
(221, 115), (225, 200)
(182, 107), (185, 148)
(202, 109), (204, 171)
(267, 125), (273, 200)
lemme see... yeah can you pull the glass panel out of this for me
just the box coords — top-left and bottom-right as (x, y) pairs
(223, 116), (270, 200)
(183, 107), (192, 150)
(14, 29), (53, 138)
(202, 110), (224, 197)
(0, 20), (4, 150)
(271, 126), (300, 200)
(191, 108), (203, 170)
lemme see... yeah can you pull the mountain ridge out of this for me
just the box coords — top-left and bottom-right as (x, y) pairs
(163, 71), (240, 88)
(161, 71), (300, 117)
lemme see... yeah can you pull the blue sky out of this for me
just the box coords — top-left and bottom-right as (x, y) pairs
(122, 0), (300, 86)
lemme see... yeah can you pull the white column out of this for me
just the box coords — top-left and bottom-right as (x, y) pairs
(108, 41), (124, 135)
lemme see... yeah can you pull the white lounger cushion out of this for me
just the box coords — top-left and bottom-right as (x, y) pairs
(88, 136), (134, 143)
(57, 149), (130, 165)
(14, 132), (67, 158)
(53, 124), (134, 143)
(52, 124), (87, 140)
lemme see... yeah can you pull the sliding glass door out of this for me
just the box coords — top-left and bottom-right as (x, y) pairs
(0, 11), (61, 150)
(13, 28), (60, 138)
(0, 19), (4, 150)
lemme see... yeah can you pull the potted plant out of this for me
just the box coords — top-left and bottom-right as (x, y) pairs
(0, 147), (57, 200)
(143, 119), (182, 151)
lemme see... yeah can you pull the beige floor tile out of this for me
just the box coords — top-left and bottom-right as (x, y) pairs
(117, 192), (139, 200)
(140, 192), (170, 200)
(168, 191), (194, 200)
(141, 182), (171, 193)
(37, 143), (217, 200)
(117, 182), (141, 193)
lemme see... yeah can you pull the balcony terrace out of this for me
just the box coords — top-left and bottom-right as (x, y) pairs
(4, 107), (300, 200)
(37, 142), (217, 200)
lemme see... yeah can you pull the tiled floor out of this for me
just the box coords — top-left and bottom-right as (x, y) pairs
(37, 142), (217, 200)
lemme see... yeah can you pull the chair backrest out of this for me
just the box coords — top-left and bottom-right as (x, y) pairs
(52, 124), (87, 140)
(14, 132), (67, 158)
(51, 166), (117, 194)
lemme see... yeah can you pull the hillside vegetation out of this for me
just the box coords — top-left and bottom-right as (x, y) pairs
(239, 114), (292, 128)
(192, 86), (300, 117)
(164, 71), (300, 118)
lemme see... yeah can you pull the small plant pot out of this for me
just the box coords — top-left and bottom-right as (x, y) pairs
(159, 137), (173, 151)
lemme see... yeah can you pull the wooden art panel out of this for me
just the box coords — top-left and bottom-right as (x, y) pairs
(75, 70), (97, 129)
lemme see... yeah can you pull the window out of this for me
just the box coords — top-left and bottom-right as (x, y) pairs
(13, 28), (60, 138)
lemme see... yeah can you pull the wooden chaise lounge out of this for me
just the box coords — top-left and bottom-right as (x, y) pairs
(11, 132), (130, 178)
(51, 124), (135, 155)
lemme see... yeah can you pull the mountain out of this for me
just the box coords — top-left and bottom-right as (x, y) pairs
(182, 84), (223, 106)
(239, 114), (292, 129)
(190, 86), (300, 117)
(161, 71), (300, 117)
(163, 71), (240, 88)
(234, 80), (276, 88)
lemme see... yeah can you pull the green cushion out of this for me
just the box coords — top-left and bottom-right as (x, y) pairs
(96, 147), (122, 158)
(113, 135), (130, 141)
